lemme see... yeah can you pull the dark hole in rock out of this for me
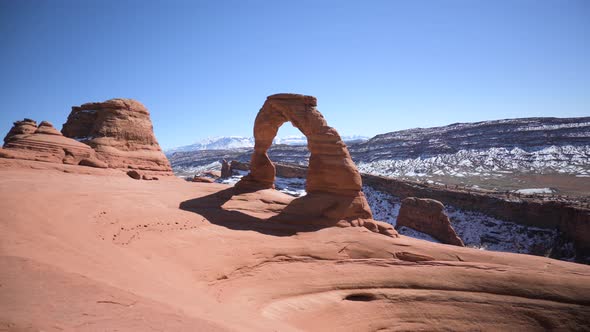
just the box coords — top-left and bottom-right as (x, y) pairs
(343, 293), (378, 302)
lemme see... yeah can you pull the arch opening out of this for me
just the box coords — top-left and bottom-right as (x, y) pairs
(269, 123), (309, 197)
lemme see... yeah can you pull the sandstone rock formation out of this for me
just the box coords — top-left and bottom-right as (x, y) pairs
(235, 93), (395, 236)
(62, 98), (172, 174)
(396, 197), (465, 246)
(220, 159), (231, 178)
(3, 119), (39, 144)
(35, 121), (62, 136)
(1, 119), (104, 167)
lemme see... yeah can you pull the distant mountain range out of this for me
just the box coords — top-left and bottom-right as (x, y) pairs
(168, 117), (590, 180)
(165, 135), (369, 154)
(352, 117), (590, 179)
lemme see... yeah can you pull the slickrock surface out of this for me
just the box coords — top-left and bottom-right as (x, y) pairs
(0, 162), (589, 331)
(397, 197), (465, 246)
(62, 98), (172, 175)
(1, 120), (102, 167)
(235, 94), (394, 236)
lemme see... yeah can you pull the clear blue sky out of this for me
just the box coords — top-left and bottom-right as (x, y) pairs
(1, 0), (588, 149)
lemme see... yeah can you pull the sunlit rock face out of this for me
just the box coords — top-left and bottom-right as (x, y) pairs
(62, 98), (172, 174)
(396, 197), (465, 247)
(1, 119), (103, 167)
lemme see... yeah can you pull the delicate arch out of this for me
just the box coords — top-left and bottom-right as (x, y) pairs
(236, 93), (363, 196)
(235, 93), (375, 222)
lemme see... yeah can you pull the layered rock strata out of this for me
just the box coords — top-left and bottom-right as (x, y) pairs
(3, 118), (38, 143)
(62, 98), (172, 174)
(1, 120), (104, 167)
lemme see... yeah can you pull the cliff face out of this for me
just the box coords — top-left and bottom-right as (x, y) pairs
(62, 98), (172, 174)
(362, 173), (590, 259)
(353, 117), (590, 160)
(353, 117), (590, 178)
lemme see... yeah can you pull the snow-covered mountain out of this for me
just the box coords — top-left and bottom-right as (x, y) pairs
(168, 117), (590, 182)
(351, 117), (590, 178)
(166, 135), (368, 154)
(165, 136), (255, 154)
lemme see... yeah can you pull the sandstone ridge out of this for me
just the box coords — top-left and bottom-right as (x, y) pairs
(0, 119), (105, 167)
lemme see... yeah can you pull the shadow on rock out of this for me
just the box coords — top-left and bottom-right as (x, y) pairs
(179, 187), (329, 237)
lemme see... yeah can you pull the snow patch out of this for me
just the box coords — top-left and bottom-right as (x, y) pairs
(215, 171), (306, 197)
(362, 185), (572, 257)
(357, 145), (590, 178)
(513, 188), (556, 195)
(72, 136), (96, 142)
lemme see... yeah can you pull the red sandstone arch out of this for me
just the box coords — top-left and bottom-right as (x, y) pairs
(236, 94), (361, 194)
(235, 94), (396, 236)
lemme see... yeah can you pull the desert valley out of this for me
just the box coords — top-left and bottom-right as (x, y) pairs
(1, 94), (589, 331)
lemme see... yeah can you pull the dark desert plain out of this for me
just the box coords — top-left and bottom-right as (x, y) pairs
(2, 1), (590, 331)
